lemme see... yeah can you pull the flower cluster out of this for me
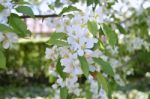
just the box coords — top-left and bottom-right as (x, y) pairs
(0, 0), (13, 24)
(0, 32), (18, 49)
(45, 5), (109, 98)
(0, 0), (18, 49)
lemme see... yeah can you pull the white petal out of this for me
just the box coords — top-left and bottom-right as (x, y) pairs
(63, 66), (72, 73)
(86, 40), (94, 48)
(3, 40), (10, 49)
(77, 49), (84, 56)
(0, 33), (4, 42)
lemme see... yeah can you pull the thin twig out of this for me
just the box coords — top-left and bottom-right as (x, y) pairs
(20, 14), (59, 18)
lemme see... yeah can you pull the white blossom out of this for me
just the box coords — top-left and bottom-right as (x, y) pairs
(1, 33), (18, 49)
(45, 46), (58, 61)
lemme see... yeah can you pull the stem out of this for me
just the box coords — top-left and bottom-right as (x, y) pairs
(20, 14), (59, 18)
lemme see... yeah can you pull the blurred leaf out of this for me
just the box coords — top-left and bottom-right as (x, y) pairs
(48, 4), (55, 10)
(97, 40), (105, 51)
(0, 51), (6, 69)
(93, 57), (114, 77)
(56, 59), (67, 80)
(96, 72), (109, 94)
(85, 83), (92, 99)
(8, 13), (31, 37)
(101, 24), (118, 47)
(47, 32), (68, 46)
(87, 20), (98, 36)
(59, 5), (81, 15)
(15, 6), (34, 17)
(116, 24), (126, 34)
(78, 56), (89, 78)
(50, 32), (67, 39)
(60, 87), (68, 99)
(0, 4), (5, 12)
(0, 24), (14, 32)
(87, 0), (99, 6)
(15, 1), (31, 5)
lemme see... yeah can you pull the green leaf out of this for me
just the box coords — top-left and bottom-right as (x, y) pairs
(0, 51), (6, 69)
(56, 59), (67, 80)
(59, 5), (81, 15)
(50, 32), (67, 40)
(15, 1), (31, 5)
(8, 13), (31, 37)
(87, 20), (98, 36)
(116, 24), (127, 34)
(15, 6), (34, 17)
(96, 72), (109, 94)
(87, 0), (94, 6)
(78, 56), (89, 78)
(93, 57), (114, 77)
(101, 24), (118, 47)
(93, 40), (105, 51)
(86, 0), (99, 8)
(0, 4), (5, 12)
(98, 40), (105, 50)
(47, 32), (68, 46)
(86, 90), (92, 99)
(0, 24), (14, 32)
(48, 4), (55, 10)
(60, 87), (68, 99)
(85, 83), (92, 99)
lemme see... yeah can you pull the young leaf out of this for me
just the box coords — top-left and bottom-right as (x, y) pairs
(93, 57), (114, 77)
(15, 1), (31, 5)
(96, 72), (109, 94)
(60, 87), (68, 99)
(87, 0), (94, 6)
(93, 40), (105, 51)
(87, 20), (98, 36)
(47, 32), (68, 46)
(0, 51), (6, 69)
(15, 6), (34, 17)
(78, 56), (89, 78)
(59, 5), (81, 15)
(48, 4), (55, 10)
(0, 24), (14, 32)
(50, 32), (67, 40)
(85, 83), (92, 99)
(8, 13), (31, 37)
(116, 24), (127, 34)
(56, 59), (67, 80)
(0, 4), (5, 12)
(101, 24), (118, 47)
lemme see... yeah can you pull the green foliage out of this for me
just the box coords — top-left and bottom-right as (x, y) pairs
(87, 20), (98, 36)
(101, 24), (118, 47)
(8, 13), (31, 37)
(86, 0), (99, 6)
(0, 4), (5, 12)
(78, 56), (89, 78)
(96, 72), (109, 94)
(59, 5), (81, 15)
(93, 57), (114, 77)
(85, 83), (92, 99)
(116, 24), (127, 34)
(0, 50), (6, 69)
(5, 40), (48, 74)
(93, 40), (105, 51)
(60, 87), (68, 99)
(47, 32), (68, 46)
(0, 24), (14, 33)
(56, 59), (67, 80)
(15, 6), (34, 17)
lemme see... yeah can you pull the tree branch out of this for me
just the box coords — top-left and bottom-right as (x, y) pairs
(20, 14), (59, 18)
